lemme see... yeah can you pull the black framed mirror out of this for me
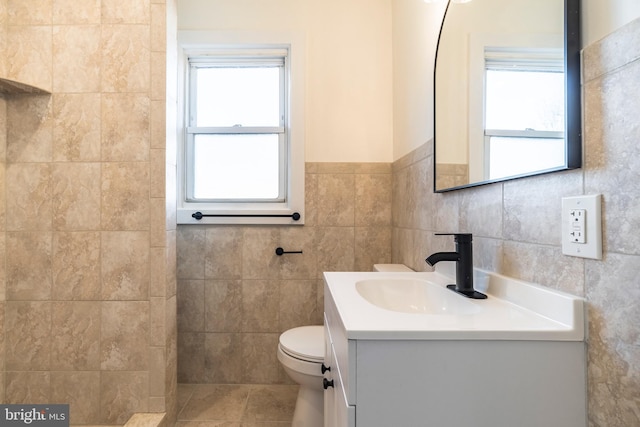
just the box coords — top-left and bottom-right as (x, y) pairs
(434, 0), (581, 192)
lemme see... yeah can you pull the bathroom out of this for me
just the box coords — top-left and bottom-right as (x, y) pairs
(0, 0), (638, 426)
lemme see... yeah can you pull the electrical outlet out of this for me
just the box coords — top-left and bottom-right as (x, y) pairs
(562, 195), (602, 259)
(569, 209), (586, 243)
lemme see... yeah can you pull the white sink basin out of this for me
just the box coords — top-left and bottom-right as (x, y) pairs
(324, 269), (586, 341)
(356, 278), (481, 315)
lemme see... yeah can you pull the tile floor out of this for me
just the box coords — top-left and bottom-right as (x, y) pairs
(175, 384), (299, 427)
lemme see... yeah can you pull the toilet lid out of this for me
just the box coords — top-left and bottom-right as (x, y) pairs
(279, 326), (324, 362)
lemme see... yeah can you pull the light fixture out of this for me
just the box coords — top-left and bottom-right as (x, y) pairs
(424, 0), (471, 3)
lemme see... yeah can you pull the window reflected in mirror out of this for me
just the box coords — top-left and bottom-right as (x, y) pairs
(484, 50), (565, 180)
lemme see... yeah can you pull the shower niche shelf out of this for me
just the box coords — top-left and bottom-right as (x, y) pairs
(0, 77), (51, 95)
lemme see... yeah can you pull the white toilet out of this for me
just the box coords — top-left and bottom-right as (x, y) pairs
(278, 325), (325, 427)
(278, 264), (412, 426)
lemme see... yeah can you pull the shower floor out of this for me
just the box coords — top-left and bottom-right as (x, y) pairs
(176, 383), (298, 426)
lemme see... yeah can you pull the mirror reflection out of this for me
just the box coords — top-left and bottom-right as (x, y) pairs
(434, 0), (580, 192)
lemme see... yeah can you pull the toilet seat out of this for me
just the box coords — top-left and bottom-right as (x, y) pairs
(279, 326), (324, 363)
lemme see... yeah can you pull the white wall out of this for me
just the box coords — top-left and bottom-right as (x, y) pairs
(583, 0), (640, 45)
(391, 0), (446, 160)
(177, 0), (394, 163)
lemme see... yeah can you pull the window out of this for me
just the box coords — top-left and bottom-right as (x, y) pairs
(483, 47), (564, 180)
(467, 34), (565, 183)
(187, 54), (285, 202)
(177, 33), (304, 225)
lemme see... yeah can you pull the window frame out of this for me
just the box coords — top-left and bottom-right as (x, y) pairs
(467, 33), (564, 184)
(482, 57), (565, 180)
(176, 31), (305, 225)
(186, 54), (287, 203)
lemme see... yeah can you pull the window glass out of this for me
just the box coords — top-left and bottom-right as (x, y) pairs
(485, 69), (564, 132)
(192, 134), (281, 200)
(195, 66), (281, 127)
(488, 136), (565, 180)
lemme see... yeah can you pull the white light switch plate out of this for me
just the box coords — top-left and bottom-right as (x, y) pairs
(561, 195), (602, 259)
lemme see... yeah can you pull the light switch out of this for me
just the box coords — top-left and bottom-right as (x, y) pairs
(562, 195), (602, 259)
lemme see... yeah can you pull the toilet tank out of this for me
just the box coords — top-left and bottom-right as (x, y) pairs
(373, 264), (413, 272)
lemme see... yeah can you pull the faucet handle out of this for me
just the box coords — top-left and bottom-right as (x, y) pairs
(434, 233), (472, 243)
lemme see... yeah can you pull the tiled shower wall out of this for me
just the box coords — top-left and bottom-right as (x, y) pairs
(176, 163), (392, 384)
(392, 18), (640, 427)
(0, 0), (178, 425)
(0, 92), (5, 406)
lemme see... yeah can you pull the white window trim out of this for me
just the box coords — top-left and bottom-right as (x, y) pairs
(176, 31), (305, 225)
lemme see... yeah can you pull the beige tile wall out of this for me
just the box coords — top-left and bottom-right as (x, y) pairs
(0, 93), (6, 404)
(392, 18), (640, 427)
(434, 162), (468, 190)
(176, 162), (392, 384)
(0, 0), (178, 425)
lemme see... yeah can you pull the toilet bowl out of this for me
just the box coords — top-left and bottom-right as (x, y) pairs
(278, 325), (325, 427)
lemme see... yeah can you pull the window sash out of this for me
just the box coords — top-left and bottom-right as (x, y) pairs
(185, 51), (289, 204)
(188, 57), (286, 129)
(187, 126), (285, 134)
(184, 131), (287, 203)
(485, 129), (563, 138)
(484, 132), (565, 180)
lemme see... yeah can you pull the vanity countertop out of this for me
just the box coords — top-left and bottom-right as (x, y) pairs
(323, 268), (585, 341)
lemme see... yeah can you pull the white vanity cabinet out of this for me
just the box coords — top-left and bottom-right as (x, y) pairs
(323, 315), (354, 427)
(322, 274), (587, 427)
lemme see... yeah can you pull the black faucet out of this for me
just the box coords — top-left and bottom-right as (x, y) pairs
(425, 233), (487, 299)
